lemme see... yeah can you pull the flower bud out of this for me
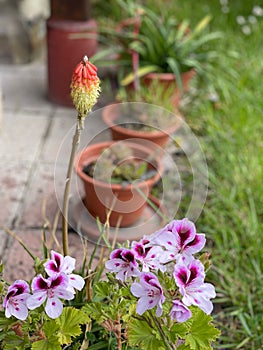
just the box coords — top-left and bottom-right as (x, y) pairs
(70, 56), (101, 119)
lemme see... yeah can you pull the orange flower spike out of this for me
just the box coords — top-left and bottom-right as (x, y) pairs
(70, 56), (101, 119)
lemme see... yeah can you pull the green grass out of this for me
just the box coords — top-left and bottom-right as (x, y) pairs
(94, 0), (263, 347)
(170, 1), (263, 348)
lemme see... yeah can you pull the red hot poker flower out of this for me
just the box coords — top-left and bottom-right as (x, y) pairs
(70, 56), (100, 119)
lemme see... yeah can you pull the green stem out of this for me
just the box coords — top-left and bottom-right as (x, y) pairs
(149, 311), (175, 350)
(62, 117), (84, 256)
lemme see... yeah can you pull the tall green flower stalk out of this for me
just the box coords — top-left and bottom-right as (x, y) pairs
(62, 56), (101, 256)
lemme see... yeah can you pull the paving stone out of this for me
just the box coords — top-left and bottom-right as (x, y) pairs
(2, 228), (100, 283)
(0, 62), (53, 113)
(0, 162), (30, 226)
(18, 162), (66, 228)
(0, 109), (50, 162)
(0, 229), (7, 259)
(40, 108), (111, 164)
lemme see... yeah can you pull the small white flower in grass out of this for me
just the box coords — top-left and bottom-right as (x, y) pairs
(3, 280), (30, 320)
(26, 273), (74, 319)
(253, 6), (263, 17)
(44, 250), (85, 292)
(242, 25), (251, 35)
(248, 15), (257, 24)
(236, 16), (246, 25)
(221, 5), (229, 13)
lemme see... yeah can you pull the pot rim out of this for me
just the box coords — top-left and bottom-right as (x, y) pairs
(75, 140), (163, 190)
(102, 103), (182, 137)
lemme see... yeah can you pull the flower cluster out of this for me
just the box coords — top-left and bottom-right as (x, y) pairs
(3, 251), (85, 320)
(70, 55), (101, 119)
(106, 218), (215, 323)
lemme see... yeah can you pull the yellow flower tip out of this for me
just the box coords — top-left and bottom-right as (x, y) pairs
(70, 57), (101, 117)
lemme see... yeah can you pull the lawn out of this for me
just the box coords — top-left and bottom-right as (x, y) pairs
(94, 0), (263, 348)
(170, 1), (263, 348)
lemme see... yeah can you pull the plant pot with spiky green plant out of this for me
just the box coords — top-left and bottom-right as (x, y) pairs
(93, 0), (222, 107)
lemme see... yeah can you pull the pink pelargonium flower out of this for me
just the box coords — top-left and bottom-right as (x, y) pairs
(170, 300), (192, 323)
(105, 248), (140, 281)
(44, 250), (85, 292)
(131, 239), (166, 272)
(130, 272), (165, 317)
(3, 280), (30, 321)
(174, 258), (216, 314)
(26, 273), (74, 319)
(152, 218), (206, 262)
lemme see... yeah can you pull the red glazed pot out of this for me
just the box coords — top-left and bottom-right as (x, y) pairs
(75, 141), (163, 227)
(142, 69), (196, 107)
(102, 104), (182, 148)
(46, 18), (98, 107)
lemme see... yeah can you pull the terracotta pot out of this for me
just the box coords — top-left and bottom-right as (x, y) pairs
(142, 69), (196, 107)
(102, 104), (182, 148)
(75, 141), (163, 227)
(46, 18), (98, 107)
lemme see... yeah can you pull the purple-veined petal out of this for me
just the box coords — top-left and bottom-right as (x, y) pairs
(173, 219), (196, 249)
(3, 280), (30, 307)
(182, 292), (214, 315)
(61, 256), (76, 274)
(5, 301), (29, 321)
(182, 282), (216, 314)
(68, 273), (85, 291)
(27, 291), (47, 310)
(110, 248), (123, 260)
(45, 296), (63, 319)
(54, 286), (75, 301)
(154, 231), (178, 251)
(156, 301), (164, 317)
(136, 296), (157, 315)
(32, 274), (50, 292)
(50, 273), (69, 290)
(159, 250), (178, 264)
(174, 265), (190, 288)
(105, 258), (123, 272)
(14, 293), (30, 304)
(11, 301), (29, 321)
(131, 242), (145, 258)
(184, 234), (206, 255)
(44, 261), (59, 277)
(130, 283), (146, 298)
(44, 251), (63, 276)
(174, 258), (205, 289)
(4, 304), (12, 318)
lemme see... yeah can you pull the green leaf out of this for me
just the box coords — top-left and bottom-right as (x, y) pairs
(127, 318), (165, 350)
(43, 320), (60, 338)
(170, 322), (189, 343)
(177, 344), (191, 350)
(121, 65), (159, 86)
(94, 281), (111, 300)
(184, 308), (220, 350)
(2, 332), (30, 350)
(82, 302), (105, 323)
(31, 337), (61, 350)
(0, 311), (19, 329)
(55, 307), (90, 345)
